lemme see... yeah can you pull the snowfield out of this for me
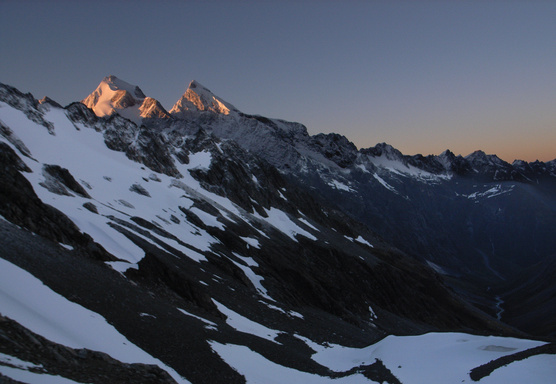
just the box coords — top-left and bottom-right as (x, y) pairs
(301, 332), (552, 384)
(210, 333), (555, 384)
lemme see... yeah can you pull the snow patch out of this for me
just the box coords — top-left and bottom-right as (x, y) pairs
(213, 300), (282, 344)
(464, 184), (514, 200)
(240, 236), (261, 249)
(106, 261), (138, 274)
(229, 258), (273, 301)
(328, 179), (354, 192)
(298, 217), (319, 231)
(256, 208), (317, 241)
(0, 353), (43, 370)
(209, 341), (370, 384)
(298, 332), (547, 383)
(354, 235), (373, 247)
(373, 173), (398, 194)
(187, 150), (212, 171)
(177, 308), (218, 330)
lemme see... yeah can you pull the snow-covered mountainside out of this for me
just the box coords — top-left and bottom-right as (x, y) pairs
(1, 79), (555, 383)
(144, 78), (556, 332)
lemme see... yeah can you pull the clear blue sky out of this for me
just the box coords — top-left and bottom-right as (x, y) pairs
(1, 0), (555, 162)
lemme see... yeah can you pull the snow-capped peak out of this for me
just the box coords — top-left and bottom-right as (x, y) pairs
(103, 75), (146, 98)
(82, 75), (168, 123)
(169, 80), (239, 117)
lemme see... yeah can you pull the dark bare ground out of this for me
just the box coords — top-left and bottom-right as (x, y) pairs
(469, 342), (556, 381)
(0, 315), (177, 384)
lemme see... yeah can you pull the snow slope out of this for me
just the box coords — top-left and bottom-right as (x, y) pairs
(0, 258), (190, 384)
(211, 333), (554, 384)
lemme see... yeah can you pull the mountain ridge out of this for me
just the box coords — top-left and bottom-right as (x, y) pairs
(1, 78), (555, 383)
(80, 76), (555, 168)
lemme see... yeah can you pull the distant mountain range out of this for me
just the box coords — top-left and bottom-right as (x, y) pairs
(1, 77), (554, 383)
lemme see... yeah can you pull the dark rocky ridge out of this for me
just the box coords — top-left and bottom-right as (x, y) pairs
(0, 315), (178, 384)
(469, 342), (556, 381)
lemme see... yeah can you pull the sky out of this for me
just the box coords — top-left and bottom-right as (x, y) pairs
(1, 0), (555, 162)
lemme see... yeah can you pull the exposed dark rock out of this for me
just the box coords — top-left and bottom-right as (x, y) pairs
(0, 120), (34, 160)
(38, 96), (63, 109)
(110, 89), (137, 109)
(103, 119), (181, 177)
(352, 359), (402, 384)
(65, 101), (102, 131)
(310, 133), (358, 168)
(498, 254), (556, 338)
(83, 202), (99, 214)
(469, 342), (556, 381)
(0, 315), (178, 384)
(0, 373), (26, 384)
(42, 164), (91, 198)
(0, 143), (115, 261)
(134, 252), (222, 318)
(0, 83), (54, 134)
(129, 183), (151, 197)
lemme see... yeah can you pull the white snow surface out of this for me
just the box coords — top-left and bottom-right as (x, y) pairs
(367, 153), (451, 182)
(0, 102), (227, 266)
(465, 184), (515, 200)
(0, 365), (87, 384)
(255, 207), (317, 241)
(81, 75), (153, 124)
(240, 236), (261, 249)
(228, 258), (273, 301)
(328, 179), (354, 192)
(209, 341), (372, 384)
(0, 258), (190, 384)
(298, 217), (319, 231)
(354, 235), (373, 247)
(0, 353), (43, 370)
(372, 173), (398, 194)
(479, 354), (556, 384)
(213, 300), (282, 344)
(297, 332), (551, 384)
(177, 307), (218, 330)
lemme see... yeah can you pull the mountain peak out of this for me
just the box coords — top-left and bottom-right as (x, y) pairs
(82, 75), (167, 123)
(465, 150), (506, 166)
(439, 149), (455, 158)
(364, 142), (404, 160)
(101, 75), (146, 99)
(169, 80), (239, 117)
